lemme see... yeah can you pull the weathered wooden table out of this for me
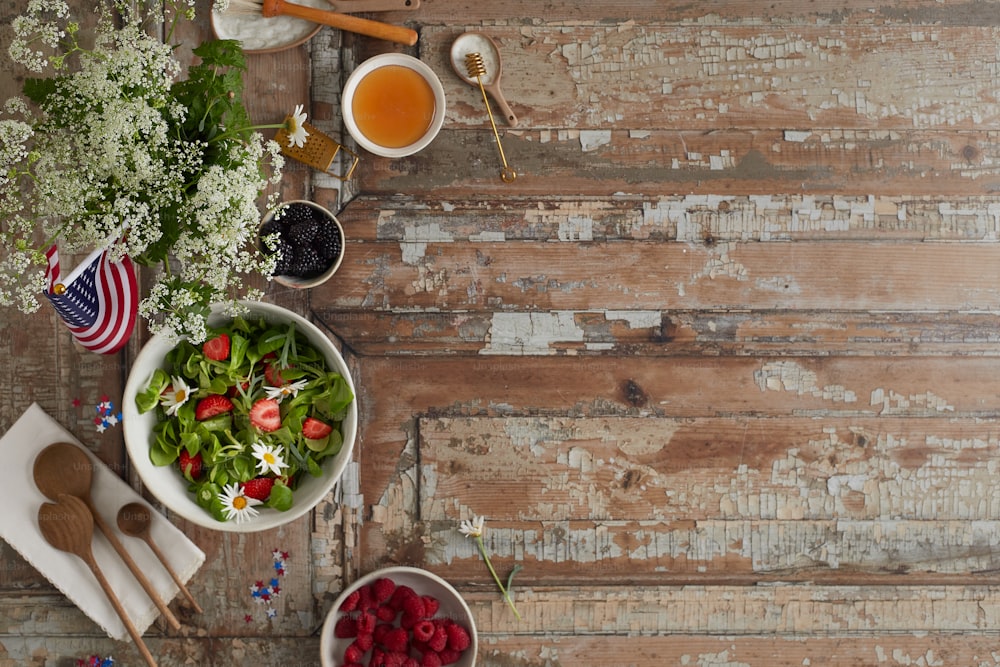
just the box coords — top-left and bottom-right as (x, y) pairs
(5, 0), (1000, 664)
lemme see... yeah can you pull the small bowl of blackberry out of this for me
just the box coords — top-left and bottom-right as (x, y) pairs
(259, 200), (345, 289)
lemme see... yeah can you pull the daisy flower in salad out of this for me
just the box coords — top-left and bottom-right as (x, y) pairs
(159, 376), (196, 416)
(219, 483), (262, 524)
(251, 442), (288, 476)
(264, 378), (307, 403)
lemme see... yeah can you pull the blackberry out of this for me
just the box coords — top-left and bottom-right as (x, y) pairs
(272, 241), (295, 276)
(288, 219), (320, 246)
(313, 221), (342, 262)
(289, 246), (326, 278)
(278, 202), (314, 225)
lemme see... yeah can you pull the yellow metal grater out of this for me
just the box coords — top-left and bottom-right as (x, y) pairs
(275, 120), (360, 181)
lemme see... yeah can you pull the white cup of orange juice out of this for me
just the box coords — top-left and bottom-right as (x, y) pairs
(342, 53), (446, 158)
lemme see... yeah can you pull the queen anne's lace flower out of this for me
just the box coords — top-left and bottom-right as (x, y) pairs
(1, 0), (293, 343)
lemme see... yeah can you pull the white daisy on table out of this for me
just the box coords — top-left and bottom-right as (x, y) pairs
(159, 375), (196, 416)
(459, 515), (485, 538)
(285, 104), (310, 148)
(219, 483), (261, 523)
(251, 441), (288, 476)
(264, 378), (307, 403)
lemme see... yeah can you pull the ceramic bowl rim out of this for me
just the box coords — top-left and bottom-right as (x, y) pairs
(121, 300), (358, 532)
(341, 53), (447, 158)
(259, 199), (345, 289)
(318, 565), (478, 667)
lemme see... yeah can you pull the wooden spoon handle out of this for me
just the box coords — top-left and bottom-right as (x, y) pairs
(486, 83), (518, 127)
(269, 0), (418, 45)
(83, 553), (158, 667)
(89, 504), (182, 631)
(145, 537), (203, 614)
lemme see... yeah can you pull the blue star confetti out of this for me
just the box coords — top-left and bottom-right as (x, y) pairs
(246, 548), (289, 622)
(93, 395), (122, 433)
(76, 656), (114, 667)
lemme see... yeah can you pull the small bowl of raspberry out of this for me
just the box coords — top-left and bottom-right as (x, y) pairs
(258, 200), (345, 289)
(320, 566), (478, 667)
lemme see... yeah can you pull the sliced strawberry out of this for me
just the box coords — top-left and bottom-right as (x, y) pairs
(249, 398), (282, 432)
(227, 380), (250, 398)
(178, 451), (203, 480)
(264, 361), (294, 387)
(203, 333), (230, 361)
(240, 476), (275, 501)
(302, 416), (333, 440)
(194, 394), (234, 421)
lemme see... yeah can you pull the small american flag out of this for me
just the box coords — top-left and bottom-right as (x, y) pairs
(44, 243), (138, 354)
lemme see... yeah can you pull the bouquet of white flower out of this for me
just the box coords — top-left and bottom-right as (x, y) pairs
(0, 0), (307, 344)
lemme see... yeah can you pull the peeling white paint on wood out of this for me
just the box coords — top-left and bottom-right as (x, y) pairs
(483, 312), (585, 354)
(756, 361), (857, 403)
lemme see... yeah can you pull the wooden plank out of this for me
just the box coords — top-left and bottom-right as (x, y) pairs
(310, 309), (1000, 357)
(476, 633), (1000, 667)
(312, 241), (1000, 312)
(350, 128), (1000, 197)
(408, 0), (1000, 26)
(421, 25), (1000, 132)
(337, 195), (1000, 243)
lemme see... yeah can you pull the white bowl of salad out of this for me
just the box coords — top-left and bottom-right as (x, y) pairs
(122, 301), (357, 532)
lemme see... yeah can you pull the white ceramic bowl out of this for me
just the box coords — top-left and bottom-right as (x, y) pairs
(320, 566), (478, 667)
(122, 301), (358, 532)
(342, 53), (446, 158)
(259, 200), (345, 289)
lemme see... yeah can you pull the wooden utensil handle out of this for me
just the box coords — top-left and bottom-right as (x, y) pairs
(147, 538), (203, 614)
(90, 505), (182, 631)
(273, 0), (418, 45)
(84, 554), (158, 667)
(487, 85), (518, 127)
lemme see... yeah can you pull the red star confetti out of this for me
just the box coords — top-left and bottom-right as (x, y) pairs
(245, 548), (289, 622)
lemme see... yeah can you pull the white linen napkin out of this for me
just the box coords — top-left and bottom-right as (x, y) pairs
(0, 403), (205, 640)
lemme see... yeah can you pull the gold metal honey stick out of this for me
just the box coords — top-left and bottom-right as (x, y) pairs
(465, 52), (517, 183)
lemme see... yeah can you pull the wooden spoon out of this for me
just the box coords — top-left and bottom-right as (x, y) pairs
(38, 494), (158, 667)
(33, 442), (181, 630)
(117, 502), (202, 614)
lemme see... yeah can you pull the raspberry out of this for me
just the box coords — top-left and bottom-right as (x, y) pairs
(382, 627), (409, 653)
(368, 648), (386, 667)
(355, 633), (374, 651)
(344, 642), (365, 664)
(341, 589), (361, 612)
(420, 653), (443, 667)
(334, 615), (357, 638)
(383, 653), (408, 667)
(420, 595), (440, 617)
(376, 604), (397, 622)
(372, 577), (396, 603)
(445, 623), (471, 651)
(402, 594), (425, 619)
(373, 622), (393, 644)
(428, 624), (448, 652)
(358, 585), (375, 612)
(389, 585), (418, 611)
(403, 659), (420, 667)
(437, 649), (462, 665)
(400, 611), (421, 630)
(412, 620), (435, 642)
(356, 611), (376, 635)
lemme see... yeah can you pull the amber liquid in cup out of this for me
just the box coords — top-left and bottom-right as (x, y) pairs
(352, 65), (436, 149)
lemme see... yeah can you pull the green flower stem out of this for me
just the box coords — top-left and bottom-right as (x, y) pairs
(475, 535), (522, 620)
